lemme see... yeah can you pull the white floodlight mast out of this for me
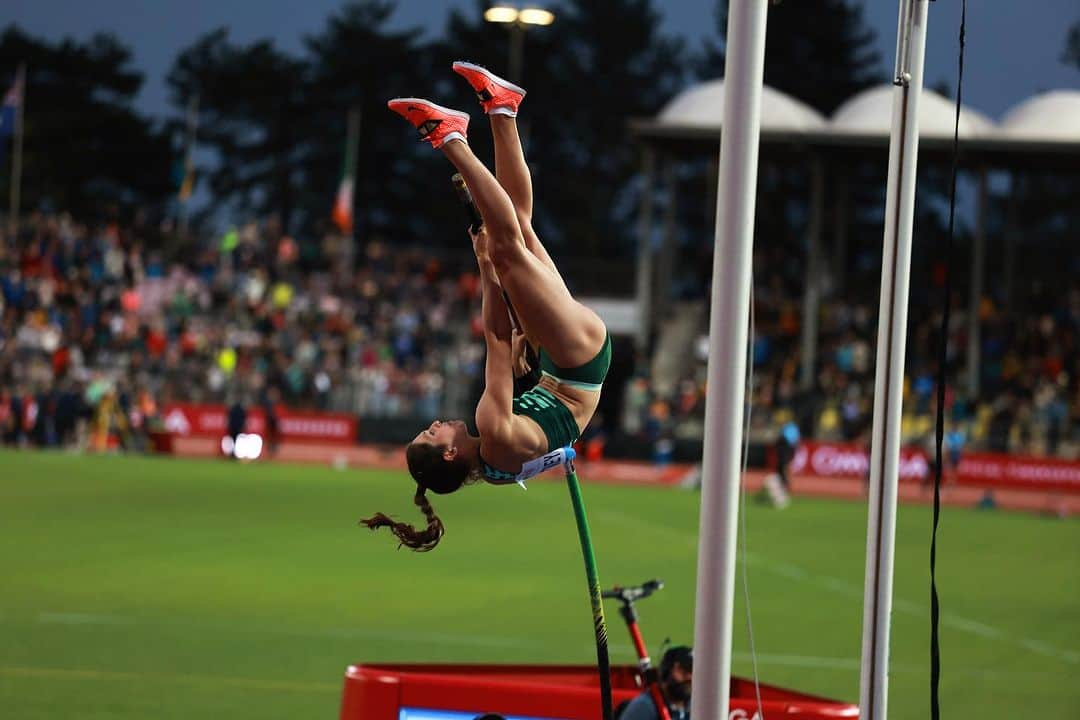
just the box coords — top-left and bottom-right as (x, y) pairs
(859, 1), (930, 719)
(690, 1), (768, 719)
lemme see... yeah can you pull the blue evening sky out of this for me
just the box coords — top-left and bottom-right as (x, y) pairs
(6, 1), (1078, 121)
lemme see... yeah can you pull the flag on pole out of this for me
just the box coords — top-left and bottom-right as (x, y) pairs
(178, 165), (196, 202)
(0, 66), (24, 139)
(332, 108), (360, 236)
(332, 174), (353, 235)
(6, 64), (27, 229)
(178, 94), (199, 204)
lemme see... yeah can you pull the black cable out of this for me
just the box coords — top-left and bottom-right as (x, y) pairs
(932, 1), (966, 718)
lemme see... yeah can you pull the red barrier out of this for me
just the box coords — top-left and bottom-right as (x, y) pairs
(790, 442), (927, 482)
(340, 663), (859, 720)
(161, 403), (357, 445)
(790, 441), (1080, 493)
(955, 452), (1080, 494)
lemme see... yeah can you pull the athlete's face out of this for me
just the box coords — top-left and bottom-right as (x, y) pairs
(412, 419), (469, 453)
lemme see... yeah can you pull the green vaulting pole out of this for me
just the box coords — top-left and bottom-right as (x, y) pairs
(564, 453), (613, 720)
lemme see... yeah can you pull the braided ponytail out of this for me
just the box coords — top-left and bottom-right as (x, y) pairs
(360, 487), (445, 552)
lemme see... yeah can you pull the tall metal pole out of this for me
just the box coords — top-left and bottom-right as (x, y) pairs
(8, 64), (26, 236)
(656, 161), (677, 323)
(1002, 177), (1019, 311)
(342, 107), (361, 269)
(834, 173), (849, 294)
(859, 2), (929, 719)
(967, 170), (987, 398)
(635, 148), (656, 354)
(508, 22), (525, 85)
(690, 1), (768, 719)
(800, 157), (825, 391)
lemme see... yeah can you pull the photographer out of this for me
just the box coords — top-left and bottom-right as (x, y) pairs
(619, 645), (693, 720)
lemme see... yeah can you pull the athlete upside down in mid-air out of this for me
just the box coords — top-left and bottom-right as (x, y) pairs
(361, 62), (611, 551)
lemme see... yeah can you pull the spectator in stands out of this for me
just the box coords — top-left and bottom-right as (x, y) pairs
(2, 208), (1076, 462)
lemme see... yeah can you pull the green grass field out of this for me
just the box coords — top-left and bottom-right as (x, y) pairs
(0, 450), (1077, 719)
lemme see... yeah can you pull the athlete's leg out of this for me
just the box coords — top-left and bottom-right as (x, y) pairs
(388, 97), (604, 367)
(451, 62), (566, 287)
(491, 114), (533, 221)
(441, 139), (524, 259)
(442, 140), (603, 367)
(490, 115), (567, 292)
(489, 114), (570, 349)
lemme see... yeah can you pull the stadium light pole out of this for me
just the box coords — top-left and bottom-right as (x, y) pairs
(859, 2), (930, 719)
(484, 5), (555, 84)
(690, 2), (768, 720)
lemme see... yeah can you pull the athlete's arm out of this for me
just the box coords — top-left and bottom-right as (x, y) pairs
(472, 228), (515, 440)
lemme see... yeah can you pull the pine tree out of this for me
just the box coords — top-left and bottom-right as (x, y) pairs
(438, 0), (687, 261)
(0, 26), (175, 218)
(167, 29), (307, 229)
(700, 0), (882, 115)
(300, 1), (441, 246)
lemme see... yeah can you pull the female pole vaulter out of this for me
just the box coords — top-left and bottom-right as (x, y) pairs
(362, 62), (611, 551)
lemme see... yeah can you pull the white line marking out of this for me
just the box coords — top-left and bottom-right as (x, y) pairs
(32, 610), (549, 652)
(941, 615), (1002, 639)
(0, 665), (336, 693)
(38, 612), (135, 626)
(537, 505), (1080, 668)
(745, 556), (1079, 665)
(768, 563), (809, 581)
(741, 652), (859, 670)
(14, 612), (1077, 681)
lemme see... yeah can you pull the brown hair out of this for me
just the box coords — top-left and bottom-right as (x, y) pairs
(360, 487), (445, 552)
(403, 441), (472, 494)
(359, 441), (475, 552)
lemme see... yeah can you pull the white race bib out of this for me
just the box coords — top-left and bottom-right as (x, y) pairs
(514, 447), (576, 489)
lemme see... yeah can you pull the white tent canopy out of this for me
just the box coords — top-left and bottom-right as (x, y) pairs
(630, 79), (1080, 387)
(831, 84), (996, 139)
(657, 78), (827, 134)
(998, 90), (1080, 143)
(637, 78), (1080, 154)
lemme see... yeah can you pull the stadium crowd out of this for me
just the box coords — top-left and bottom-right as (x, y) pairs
(0, 211), (486, 450)
(1, 212), (1077, 459)
(640, 244), (1080, 459)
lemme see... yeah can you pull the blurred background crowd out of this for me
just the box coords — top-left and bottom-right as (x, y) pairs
(2, 209), (1076, 458)
(1, 0), (1078, 460)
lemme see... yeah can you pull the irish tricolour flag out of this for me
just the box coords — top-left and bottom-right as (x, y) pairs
(332, 109), (360, 235)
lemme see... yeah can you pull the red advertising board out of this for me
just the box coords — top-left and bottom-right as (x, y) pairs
(954, 452), (1080, 494)
(161, 403), (356, 445)
(790, 440), (1080, 493)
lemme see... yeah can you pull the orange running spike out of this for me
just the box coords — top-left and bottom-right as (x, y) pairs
(452, 61), (526, 117)
(387, 98), (470, 149)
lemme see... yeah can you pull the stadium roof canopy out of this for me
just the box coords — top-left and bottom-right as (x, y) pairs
(628, 79), (1080, 383)
(830, 84), (995, 141)
(655, 78), (827, 134)
(631, 80), (1080, 167)
(997, 89), (1080, 143)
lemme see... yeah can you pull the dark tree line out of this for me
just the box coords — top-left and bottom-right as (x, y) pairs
(0, 26), (175, 218)
(0, 0), (903, 258)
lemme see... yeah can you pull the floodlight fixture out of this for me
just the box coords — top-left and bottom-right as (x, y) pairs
(484, 6), (520, 24)
(518, 8), (555, 26)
